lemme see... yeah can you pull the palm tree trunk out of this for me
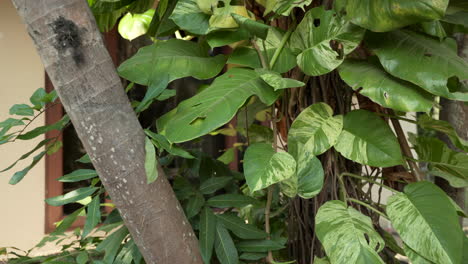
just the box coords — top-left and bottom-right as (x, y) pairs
(11, 0), (203, 263)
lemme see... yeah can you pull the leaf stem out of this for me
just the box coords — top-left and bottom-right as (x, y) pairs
(387, 110), (423, 181)
(269, 28), (293, 70)
(348, 198), (388, 220)
(251, 39), (269, 69)
(340, 173), (399, 193)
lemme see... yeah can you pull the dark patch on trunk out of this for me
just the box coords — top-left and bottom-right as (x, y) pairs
(51, 16), (84, 66)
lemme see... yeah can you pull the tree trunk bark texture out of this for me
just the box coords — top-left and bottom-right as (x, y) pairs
(436, 34), (468, 212)
(11, 1), (203, 263)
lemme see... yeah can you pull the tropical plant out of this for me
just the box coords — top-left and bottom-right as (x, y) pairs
(1, 0), (467, 263)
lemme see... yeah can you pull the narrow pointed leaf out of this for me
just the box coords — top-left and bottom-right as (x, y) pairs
(386, 181), (464, 264)
(45, 187), (99, 206)
(9, 151), (46, 185)
(236, 240), (285, 252)
(185, 192), (205, 218)
(215, 223), (239, 264)
(200, 207), (216, 264)
(334, 110), (403, 167)
(316, 200), (385, 264)
(216, 213), (268, 239)
(207, 194), (257, 208)
(82, 196), (101, 238)
(200, 176), (233, 194)
(58, 169), (98, 182)
(96, 225), (129, 264)
(145, 137), (158, 184)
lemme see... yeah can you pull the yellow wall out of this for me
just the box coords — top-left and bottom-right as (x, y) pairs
(0, 0), (46, 250)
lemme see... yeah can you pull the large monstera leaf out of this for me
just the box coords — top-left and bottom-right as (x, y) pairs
(334, 110), (403, 167)
(243, 143), (296, 192)
(157, 68), (279, 143)
(118, 39), (226, 112)
(412, 136), (468, 188)
(366, 30), (468, 101)
(386, 181), (464, 264)
(338, 0), (449, 32)
(290, 7), (365, 76)
(315, 201), (385, 264)
(288, 103), (343, 157)
(339, 60), (433, 112)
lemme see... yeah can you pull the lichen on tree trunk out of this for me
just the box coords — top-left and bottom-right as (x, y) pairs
(11, 0), (203, 263)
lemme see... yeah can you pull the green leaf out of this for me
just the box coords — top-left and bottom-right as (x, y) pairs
(52, 208), (85, 235)
(157, 68), (279, 143)
(91, 0), (136, 13)
(76, 251), (88, 264)
(118, 9), (155, 40)
(313, 257), (330, 264)
(200, 176), (233, 194)
(30, 88), (57, 110)
(412, 136), (468, 188)
(403, 243), (434, 264)
(339, 59), (433, 112)
(216, 213), (268, 239)
(262, 0), (313, 16)
(206, 194), (257, 208)
(227, 28), (296, 73)
(231, 13), (270, 39)
(96, 225), (129, 264)
(316, 200), (385, 264)
(386, 181), (464, 264)
(186, 192), (205, 218)
(280, 156), (324, 199)
(118, 39), (226, 112)
(1, 138), (52, 173)
(77, 154), (92, 164)
(9, 151), (46, 185)
(17, 115), (70, 140)
(200, 207), (216, 264)
(334, 110), (403, 167)
(215, 222), (239, 264)
(145, 130), (194, 158)
(217, 148), (236, 164)
(288, 103), (343, 158)
(236, 240), (285, 252)
(417, 114), (468, 152)
(421, 20), (447, 40)
(340, 0), (449, 32)
(145, 136), (158, 184)
(9, 104), (34, 116)
(209, 4), (249, 30)
(207, 28), (251, 48)
(82, 196), (101, 238)
(243, 143), (296, 192)
(45, 187), (98, 206)
(171, 0), (211, 35)
(240, 252), (267, 260)
(58, 169), (98, 182)
(290, 7), (365, 76)
(255, 69), (305, 90)
(366, 30), (468, 101)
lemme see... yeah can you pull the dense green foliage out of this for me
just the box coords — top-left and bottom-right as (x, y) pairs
(1, 0), (468, 263)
